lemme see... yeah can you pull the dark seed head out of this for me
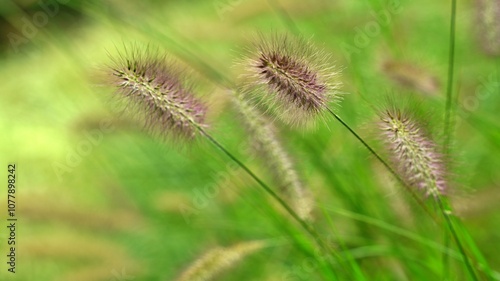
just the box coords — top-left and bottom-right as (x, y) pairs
(241, 33), (341, 127)
(105, 45), (207, 140)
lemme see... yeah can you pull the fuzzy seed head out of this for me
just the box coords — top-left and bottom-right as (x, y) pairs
(233, 93), (313, 220)
(241, 34), (341, 127)
(379, 109), (446, 197)
(176, 240), (266, 281)
(105, 46), (207, 140)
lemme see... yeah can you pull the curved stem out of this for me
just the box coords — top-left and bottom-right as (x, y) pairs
(436, 197), (479, 281)
(326, 107), (437, 222)
(197, 127), (339, 274)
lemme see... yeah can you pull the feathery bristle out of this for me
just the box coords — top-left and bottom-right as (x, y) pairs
(379, 108), (446, 197)
(105, 45), (207, 140)
(175, 240), (266, 281)
(241, 33), (341, 127)
(232, 93), (314, 220)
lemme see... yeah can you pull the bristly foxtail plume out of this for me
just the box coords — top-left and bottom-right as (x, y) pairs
(379, 107), (447, 197)
(175, 240), (267, 281)
(105, 45), (207, 140)
(241, 33), (342, 127)
(232, 92), (314, 220)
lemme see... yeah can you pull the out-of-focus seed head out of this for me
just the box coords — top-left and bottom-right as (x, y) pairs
(476, 0), (500, 56)
(241, 33), (342, 127)
(379, 108), (446, 197)
(175, 240), (267, 281)
(232, 93), (314, 220)
(382, 60), (440, 95)
(105, 45), (207, 141)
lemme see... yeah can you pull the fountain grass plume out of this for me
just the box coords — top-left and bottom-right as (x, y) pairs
(232, 92), (314, 220)
(476, 0), (500, 56)
(105, 44), (207, 141)
(379, 106), (447, 197)
(175, 240), (267, 281)
(240, 33), (342, 127)
(382, 60), (440, 95)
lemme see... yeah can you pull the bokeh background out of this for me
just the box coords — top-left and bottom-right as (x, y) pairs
(0, 0), (499, 280)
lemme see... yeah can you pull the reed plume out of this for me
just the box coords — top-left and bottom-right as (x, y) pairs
(241, 33), (341, 127)
(105, 45), (207, 140)
(379, 107), (447, 197)
(232, 93), (313, 220)
(175, 240), (267, 281)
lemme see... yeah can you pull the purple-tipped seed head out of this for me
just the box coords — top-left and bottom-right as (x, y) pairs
(379, 108), (446, 197)
(105, 45), (207, 140)
(242, 34), (341, 127)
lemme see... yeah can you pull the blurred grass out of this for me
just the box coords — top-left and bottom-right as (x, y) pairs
(0, 0), (500, 280)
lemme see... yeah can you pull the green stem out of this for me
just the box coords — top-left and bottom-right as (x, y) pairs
(442, 224), (451, 280)
(326, 107), (437, 222)
(435, 196), (478, 281)
(197, 127), (338, 277)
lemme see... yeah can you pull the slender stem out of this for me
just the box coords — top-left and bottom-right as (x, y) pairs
(440, 2), (480, 279)
(435, 196), (479, 281)
(443, 0), (457, 155)
(325, 107), (437, 222)
(442, 225), (451, 281)
(197, 127), (338, 270)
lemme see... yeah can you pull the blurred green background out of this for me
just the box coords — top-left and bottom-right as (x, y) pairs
(0, 0), (499, 280)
